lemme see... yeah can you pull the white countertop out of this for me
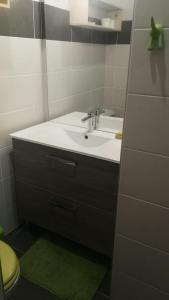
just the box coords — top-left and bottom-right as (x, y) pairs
(11, 121), (121, 163)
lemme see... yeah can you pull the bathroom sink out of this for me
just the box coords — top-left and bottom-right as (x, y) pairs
(65, 129), (112, 148)
(11, 122), (121, 163)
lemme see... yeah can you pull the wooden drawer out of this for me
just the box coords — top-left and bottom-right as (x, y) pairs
(47, 150), (119, 212)
(75, 203), (114, 256)
(48, 193), (78, 241)
(47, 148), (118, 190)
(13, 140), (48, 189)
(16, 182), (114, 256)
(48, 177), (117, 213)
(13, 140), (119, 212)
(16, 181), (51, 230)
(49, 192), (114, 256)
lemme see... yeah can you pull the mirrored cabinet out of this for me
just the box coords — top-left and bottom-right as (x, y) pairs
(70, 0), (123, 31)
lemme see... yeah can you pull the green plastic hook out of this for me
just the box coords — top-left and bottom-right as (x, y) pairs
(147, 16), (164, 51)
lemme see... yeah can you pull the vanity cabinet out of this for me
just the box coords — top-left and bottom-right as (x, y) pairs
(12, 139), (119, 257)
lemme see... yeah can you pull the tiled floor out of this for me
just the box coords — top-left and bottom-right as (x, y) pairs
(4, 225), (112, 300)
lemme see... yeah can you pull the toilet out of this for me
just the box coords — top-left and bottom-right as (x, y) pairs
(0, 228), (20, 299)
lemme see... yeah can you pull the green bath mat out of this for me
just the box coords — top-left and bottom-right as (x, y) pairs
(20, 237), (107, 300)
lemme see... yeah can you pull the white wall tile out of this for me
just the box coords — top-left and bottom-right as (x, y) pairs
(90, 66), (105, 90)
(114, 67), (128, 90)
(71, 43), (93, 68)
(71, 66), (104, 96)
(104, 67), (115, 87)
(0, 74), (43, 113)
(0, 37), (42, 76)
(0, 33), (45, 235)
(48, 70), (72, 102)
(105, 66), (128, 88)
(71, 67), (93, 95)
(0, 107), (43, 148)
(71, 43), (105, 68)
(105, 45), (130, 67)
(46, 41), (105, 74)
(91, 44), (105, 66)
(71, 92), (91, 113)
(71, 88), (104, 113)
(105, 45), (117, 66)
(104, 87), (126, 114)
(90, 88), (104, 110)
(49, 96), (73, 118)
(46, 40), (72, 72)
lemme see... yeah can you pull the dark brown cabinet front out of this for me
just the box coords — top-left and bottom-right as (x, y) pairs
(13, 139), (119, 257)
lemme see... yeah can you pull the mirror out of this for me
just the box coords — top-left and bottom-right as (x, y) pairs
(44, 0), (134, 134)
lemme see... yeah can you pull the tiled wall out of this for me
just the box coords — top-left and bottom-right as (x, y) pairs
(44, 0), (133, 119)
(112, 0), (169, 299)
(0, 0), (45, 234)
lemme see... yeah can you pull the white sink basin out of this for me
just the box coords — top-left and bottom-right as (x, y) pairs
(52, 112), (123, 133)
(65, 129), (112, 148)
(10, 122), (121, 163)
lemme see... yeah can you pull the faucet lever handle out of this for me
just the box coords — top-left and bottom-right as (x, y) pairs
(95, 108), (105, 116)
(81, 112), (94, 123)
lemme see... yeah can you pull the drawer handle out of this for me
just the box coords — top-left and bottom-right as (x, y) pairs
(48, 156), (76, 168)
(48, 155), (77, 177)
(49, 199), (79, 213)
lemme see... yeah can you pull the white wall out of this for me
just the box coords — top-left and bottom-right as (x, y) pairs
(45, 0), (70, 10)
(0, 36), (45, 234)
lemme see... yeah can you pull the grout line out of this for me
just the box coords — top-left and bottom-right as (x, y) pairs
(119, 193), (169, 211)
(48, 86), (105, 102)
(0, 104), (40, 116)
(134, 27), (169, 31)
(123, 146), (169, 160)
(128, 92), (169, 100)
(116, 271), (169, 297)
(117, 233), (169, 257)
(0, 72), (43, 78)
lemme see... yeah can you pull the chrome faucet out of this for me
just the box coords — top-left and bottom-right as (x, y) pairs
(94, 108), (105, 129)
(81, 112), (95, 132)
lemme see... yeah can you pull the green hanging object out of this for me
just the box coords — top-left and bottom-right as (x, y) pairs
(0, 226), (4, 239)
(147, 16), (164, 51)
